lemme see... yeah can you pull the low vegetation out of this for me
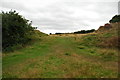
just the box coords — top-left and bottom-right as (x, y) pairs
(2, 11), (119, 78)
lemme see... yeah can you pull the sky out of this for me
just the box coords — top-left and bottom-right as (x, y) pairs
(0, 0), (119, 34)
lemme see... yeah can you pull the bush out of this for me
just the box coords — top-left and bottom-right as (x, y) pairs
(2, 10), (35, 52)
(109, 15), (120, 23)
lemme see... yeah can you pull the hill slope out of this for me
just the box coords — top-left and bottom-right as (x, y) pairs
(81, 21), (119, 49)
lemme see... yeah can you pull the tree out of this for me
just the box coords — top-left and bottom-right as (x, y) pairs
(2, 10), (34, 51)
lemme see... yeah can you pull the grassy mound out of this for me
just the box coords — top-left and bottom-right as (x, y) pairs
(80, 22), (119, 49)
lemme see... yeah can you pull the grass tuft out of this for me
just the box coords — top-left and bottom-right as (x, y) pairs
(64, 53), (71, 56)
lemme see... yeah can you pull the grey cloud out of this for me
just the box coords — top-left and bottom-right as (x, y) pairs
(0, 0), (118, 33)
(0, 1), (37, 13)
(94, 2), (117, 14)
(2, 2), (26, 11)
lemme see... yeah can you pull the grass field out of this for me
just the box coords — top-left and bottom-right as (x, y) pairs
(3, 34), (118, 78)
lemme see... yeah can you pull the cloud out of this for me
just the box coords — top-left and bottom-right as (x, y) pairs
(0, 0), (118, 34)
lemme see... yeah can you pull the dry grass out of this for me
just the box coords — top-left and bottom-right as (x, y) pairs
(99, 36), (119, 48)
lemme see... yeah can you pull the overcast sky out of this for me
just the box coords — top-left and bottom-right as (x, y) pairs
(0, 0), (119, 34)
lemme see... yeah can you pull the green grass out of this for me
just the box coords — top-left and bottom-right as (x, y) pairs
(3, 35), (118, 78)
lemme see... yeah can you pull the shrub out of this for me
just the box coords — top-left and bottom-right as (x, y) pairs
(2, 10), (35, 52)
(109, 15), (120, 23)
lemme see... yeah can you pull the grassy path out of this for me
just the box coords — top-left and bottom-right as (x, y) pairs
(3, 36), (118, 78)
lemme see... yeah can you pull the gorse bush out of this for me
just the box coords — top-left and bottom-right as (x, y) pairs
(2, 10), (35, 52)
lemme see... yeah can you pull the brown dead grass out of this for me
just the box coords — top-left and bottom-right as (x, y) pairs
(99, 36), (119, 49)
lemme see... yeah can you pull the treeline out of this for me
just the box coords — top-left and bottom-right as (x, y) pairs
(2, 10), (41, 52)
(74, 29), (95, 34)
(54, 29), (95, 35)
